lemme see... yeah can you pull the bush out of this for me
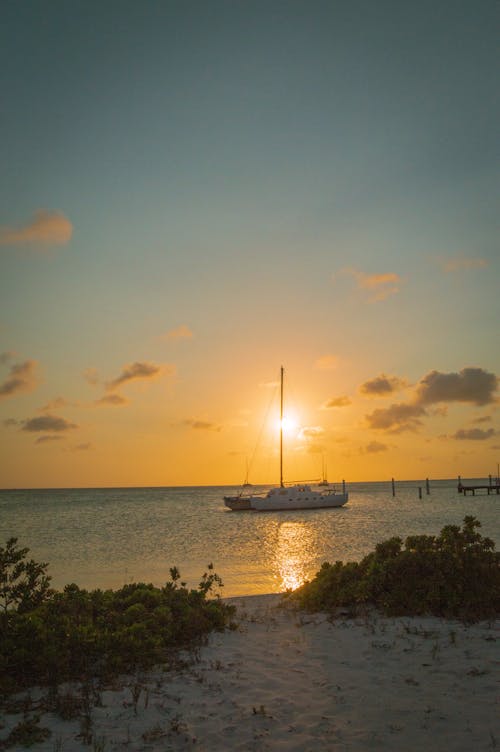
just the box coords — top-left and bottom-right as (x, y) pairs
(0, 547), (235, 697)
(0, 538), (52, 614)
(293, 516), (500, 621)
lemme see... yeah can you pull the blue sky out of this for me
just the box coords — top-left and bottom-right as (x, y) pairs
(0, 1), (498, 486)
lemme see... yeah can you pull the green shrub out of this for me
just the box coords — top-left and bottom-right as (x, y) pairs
(293, 516), (500, 621)
(0, 538), (52, 614)
(0, 545), (235, 698)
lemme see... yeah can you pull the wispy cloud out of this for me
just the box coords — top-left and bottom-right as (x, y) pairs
(323, 395), (351, 408)
(162, 325), (194, 340)
(35, 435), (64, 445)
(182, 419), (222, 432)
(298, 426), (325, 440)
(360, 374), (408, 397)
(0, 351), (16, 365)
(106, 361), (173, 391)
(71, 443), (93, 451)
(0, 210), (73, 247)
(83, 367), (100, 386)
(259, 378), (280, 389)
(472, 415), (492, 424)
(22, 414), (78, 433)
(452, 427), (496, 441)
(362, 441), (389, 453)
(0, 358), (39, 400)
(39, 396), (78, 411)
(314, 355), (338, 370)
(438, 256), (488, 273)
(337, 267), (403, 302)
(95, 394), (129, 407)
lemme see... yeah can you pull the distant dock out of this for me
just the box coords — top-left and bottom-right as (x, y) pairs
(457, 476), (500, 496)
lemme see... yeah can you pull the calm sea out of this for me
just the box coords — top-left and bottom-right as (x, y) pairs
(0, 479), (498, 598)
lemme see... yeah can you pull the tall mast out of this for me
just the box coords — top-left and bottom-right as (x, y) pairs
(280, 366), (284, 487)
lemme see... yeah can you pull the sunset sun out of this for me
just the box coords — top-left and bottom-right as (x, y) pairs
(274, 412), (299, 439)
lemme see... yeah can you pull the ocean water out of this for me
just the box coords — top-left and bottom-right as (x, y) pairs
(0, 479), (498, 598)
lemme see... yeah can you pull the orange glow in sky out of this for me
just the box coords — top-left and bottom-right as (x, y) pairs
(0, 4), (498, 488)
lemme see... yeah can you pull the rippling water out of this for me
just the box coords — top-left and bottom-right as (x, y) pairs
(1, 479), (498, 597)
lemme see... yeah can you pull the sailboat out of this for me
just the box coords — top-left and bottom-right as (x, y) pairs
(318, 455), (329, 486)
(242, 458), (252, 488)
(224, 367), (349, 511)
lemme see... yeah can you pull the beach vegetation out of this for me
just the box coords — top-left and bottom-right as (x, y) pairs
(293, 516), (499, 621)
(0, 543), (235, 700)
(0, 538), (52, 614)
(0, 716), (51, 748)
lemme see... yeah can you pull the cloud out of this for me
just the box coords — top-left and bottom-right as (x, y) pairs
(439, 256), (488, 273)
(366, 403), (427, 433)
(415, 368), (498, 406)
(452, 428), (496, 441)
(314, 355), (338, 370)
(163, 325), (193, 340)
(72, 443), (93, 451)
(0, 351), (17, 365)
(363, 365), (498, 434)
(0, 209), (73, 247)
(0, 359), (39, 400)
(106, 361), (172, 391)
(95, 394), (128, 406)
(3, 418), (19, 427)
(83, 367), (100, 386)
(39, 396), (77, 411)
(298, 426), (325, 440)
(431, 406), (448, 417)
(338, 267), (403, 302)
(323, 395), (352, 408)
(260, 379), (280, 389)
(22, 414), (78, 433)
(360, 374), (407, 397)
(363, 441), (389, 453)
(35, 435), (64, 445)
(183, 419), (222, 432)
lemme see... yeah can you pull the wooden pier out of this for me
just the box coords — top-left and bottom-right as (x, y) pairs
(457, 476), (500, 496)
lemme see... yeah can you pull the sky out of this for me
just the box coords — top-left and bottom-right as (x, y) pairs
(0, 0), (498, 488)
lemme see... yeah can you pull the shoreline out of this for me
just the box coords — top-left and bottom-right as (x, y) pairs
(2, 593), (498, 751)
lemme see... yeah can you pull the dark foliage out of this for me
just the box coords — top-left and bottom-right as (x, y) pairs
(0, 538), (52, 614)
(293, 517), (500, 621)
(0, 543), (235, 697)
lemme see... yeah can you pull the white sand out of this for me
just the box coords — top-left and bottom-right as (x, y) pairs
(2, 594), (499, 751)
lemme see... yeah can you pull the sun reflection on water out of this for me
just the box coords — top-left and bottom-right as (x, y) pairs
(274, 521), (315, 591)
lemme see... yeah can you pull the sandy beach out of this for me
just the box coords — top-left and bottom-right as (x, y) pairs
(2, 594), (499, 751)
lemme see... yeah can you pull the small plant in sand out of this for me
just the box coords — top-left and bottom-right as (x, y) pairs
(1, 716), (51, 748)
(92, 736), (107, 752)
(252, 704), (272, 717)
(292, 517), (500, 621)
(142, 724), (167, 742)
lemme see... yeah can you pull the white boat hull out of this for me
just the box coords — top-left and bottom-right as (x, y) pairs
(225, 485), (348, 511)
(250, 487), (348, 511)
